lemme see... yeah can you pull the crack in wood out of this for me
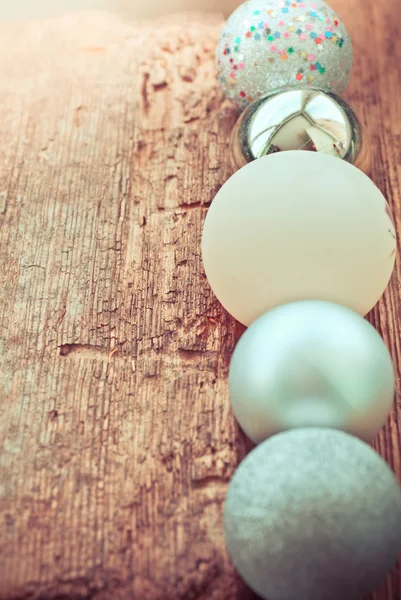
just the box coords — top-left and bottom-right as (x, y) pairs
(192, 475), (229, 491)
(59, 343), (112, 358)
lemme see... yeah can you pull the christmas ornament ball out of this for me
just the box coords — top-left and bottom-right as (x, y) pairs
(217, 0), (353, 110)
(231, 87), (370, 172)
(224, 428), (401, 600)
(229, 301), (395, 444)
(202, 152), (396, 327)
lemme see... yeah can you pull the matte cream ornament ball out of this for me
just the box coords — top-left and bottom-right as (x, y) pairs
(202, 152), (396, 326)
(217, 0), (353, 110)
(224, 428), (401, 600)
(229, 301), (395, 444)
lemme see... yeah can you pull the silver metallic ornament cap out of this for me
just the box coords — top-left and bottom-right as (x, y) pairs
(230, 86), (370, 172)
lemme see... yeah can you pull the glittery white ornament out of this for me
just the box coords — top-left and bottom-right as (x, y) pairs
(217, 0), (353, 110)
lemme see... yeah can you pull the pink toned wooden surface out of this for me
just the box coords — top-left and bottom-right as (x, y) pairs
(0, 1), (400, 598)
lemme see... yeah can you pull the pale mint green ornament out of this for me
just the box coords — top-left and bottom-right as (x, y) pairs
(229, 301), (395, 444)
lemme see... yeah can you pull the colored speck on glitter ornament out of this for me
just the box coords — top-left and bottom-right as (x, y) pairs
(270, 44), (277, 51)
(284, 32), (290, 38)
(281, 53), (288, 60)
(310, 32), (317, 39)
(250, 26), (256, 31)
(254, 33), (261, 40)
(334, 19), (339, 26)
(315, 36), (323, 44)
(310, 11), (317, 17)
(288, 47), (295, 53)
(235, 37), (241, 43)
(320, 66), (326, 73)
(240, 91), (246, 98)
(307, 75), (314, 82)
(246, 31), (252, 38)
(338, 38), (344, 47)
(268, 35), (274, 41)
(282, 7), (289, 13)
(240, 62), (245, 69)
(315, 62), (321, 69)
(308, 53), (314, 60)
(325, 31), (332, 38)
(234, 46), (240, 52)
(296, 73), (304, 80)
(296, 28), (302, 34)
(253, 9), (261, 15)
(233, 65), (238, 70)
(310, 64), (316, 71)
(306, 23), (313, 30)
(258, 22), (264, 29)
(274, 31), (281, 39)
(299, 33), (307, 40)
(286, 0), (291, 5)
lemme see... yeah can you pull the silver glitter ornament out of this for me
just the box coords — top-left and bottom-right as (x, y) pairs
(217, 0), (353, 110)
(224, 428), (401, 600)
(231, 87), (370, 171)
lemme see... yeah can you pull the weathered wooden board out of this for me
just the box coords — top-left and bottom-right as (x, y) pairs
(0, 2), (400, 598)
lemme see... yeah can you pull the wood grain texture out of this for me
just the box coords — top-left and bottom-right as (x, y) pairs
(0, 2), (400, 599)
